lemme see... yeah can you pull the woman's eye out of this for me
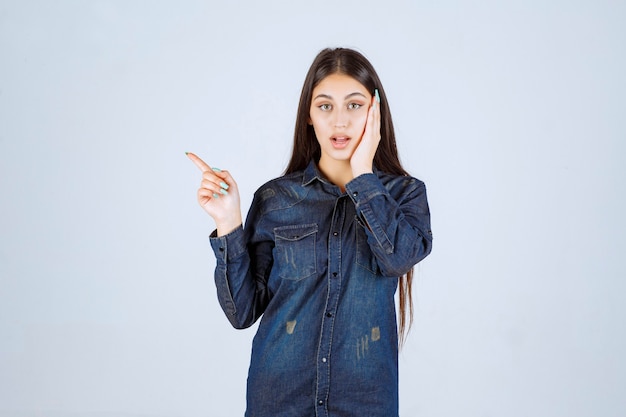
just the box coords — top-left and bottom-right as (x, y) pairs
(348, 103), (362, 110)
(319, 104), (332, 111)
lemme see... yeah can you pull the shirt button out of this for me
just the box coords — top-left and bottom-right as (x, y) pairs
(318, 400), (324, 406)
(332, 272), (338, 277)
(326, 312), (332, 317)
(353, 191), (358, 196)
(322, 357), (327, 363)
(333, 232), (338, 236)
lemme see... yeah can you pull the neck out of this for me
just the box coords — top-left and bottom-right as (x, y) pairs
(317, 158), (353, 192)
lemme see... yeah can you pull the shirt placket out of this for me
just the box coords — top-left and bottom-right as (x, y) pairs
(315, 196), (346, 416)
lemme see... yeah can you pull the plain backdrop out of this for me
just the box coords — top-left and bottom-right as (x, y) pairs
(1, 1), (625, 416)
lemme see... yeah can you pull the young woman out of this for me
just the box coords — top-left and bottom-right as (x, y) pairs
(188, 47), (433, 417)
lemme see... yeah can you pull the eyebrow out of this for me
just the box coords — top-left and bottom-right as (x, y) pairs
(313, 92), (368, 101)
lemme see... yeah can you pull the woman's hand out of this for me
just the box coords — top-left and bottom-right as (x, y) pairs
(187, 152), (242, 236)
(350, 90), (381, 178)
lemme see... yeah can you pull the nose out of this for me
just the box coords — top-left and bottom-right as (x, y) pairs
(333, 109), (349, 128)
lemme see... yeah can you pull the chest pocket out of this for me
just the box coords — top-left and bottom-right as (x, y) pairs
(355, 215), (379, 274)
(274, 223), (318, 281)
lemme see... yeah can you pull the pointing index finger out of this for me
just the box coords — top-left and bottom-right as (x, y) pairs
(186, 152), (212, 173)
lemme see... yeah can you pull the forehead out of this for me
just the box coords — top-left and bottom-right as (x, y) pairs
(312, 73), (368, 97)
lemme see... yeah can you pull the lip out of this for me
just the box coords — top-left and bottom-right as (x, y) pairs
(331, 136), (351, 149)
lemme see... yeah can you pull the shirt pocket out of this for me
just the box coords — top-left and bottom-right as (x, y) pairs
(274, 223), (318, 281)
(355, 215), (379, 274)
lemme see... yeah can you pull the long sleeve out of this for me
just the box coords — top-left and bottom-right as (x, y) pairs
(209, 196), (273, 329)
(345, 172), (433, 277)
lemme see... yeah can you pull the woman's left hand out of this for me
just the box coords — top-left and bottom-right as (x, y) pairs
(350, 92), (381, 178)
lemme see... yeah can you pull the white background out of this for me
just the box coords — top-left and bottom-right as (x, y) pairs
(1, 1), (625, 416)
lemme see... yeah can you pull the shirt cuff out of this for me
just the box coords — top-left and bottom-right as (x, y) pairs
(209, 225), (247, 263)
(345, 173), (388, 207)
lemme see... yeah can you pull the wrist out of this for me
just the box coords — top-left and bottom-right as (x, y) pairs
(215, 215), (243, 237)
(351, 164), (373, 178)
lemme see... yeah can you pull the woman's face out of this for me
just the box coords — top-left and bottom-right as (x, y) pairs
(309, 73), (372, 166)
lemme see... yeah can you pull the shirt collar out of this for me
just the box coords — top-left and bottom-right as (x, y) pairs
(302, 160), (325, 186)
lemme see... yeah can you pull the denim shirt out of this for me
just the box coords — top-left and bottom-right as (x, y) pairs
(209, 161), (432, 417)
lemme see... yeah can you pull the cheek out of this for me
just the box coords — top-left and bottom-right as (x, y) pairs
(309, 119), (325, 143)
(352, 111), (369, 130)
(310, 113), (329, 133)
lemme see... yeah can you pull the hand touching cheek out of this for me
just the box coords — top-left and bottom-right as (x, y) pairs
(350, 89), (381, 177)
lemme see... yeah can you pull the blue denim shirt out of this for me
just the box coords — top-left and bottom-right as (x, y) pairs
(209, 161), (432, 417)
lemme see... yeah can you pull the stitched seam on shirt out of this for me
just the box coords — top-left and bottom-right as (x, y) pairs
(360, 205), (394, 254)
(216, 266), (237, 317)
(257, 183), (313, 215)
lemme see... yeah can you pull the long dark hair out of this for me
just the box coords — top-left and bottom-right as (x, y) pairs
(285, 47), (415, 344)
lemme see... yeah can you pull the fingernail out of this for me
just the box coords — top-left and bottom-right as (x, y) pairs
(374, 89), (381, 103)
(212, 167), (222, 172)
(220, 188), (229, 195)
(212, 193), (220, 199)
(185, 151), (189, 155)
(220, 181), (229, 190)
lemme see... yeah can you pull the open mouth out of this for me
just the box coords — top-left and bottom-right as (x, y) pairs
(331, 136), (351, 149)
